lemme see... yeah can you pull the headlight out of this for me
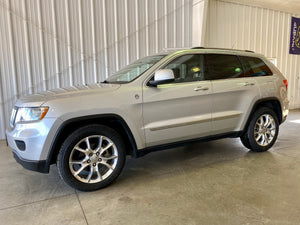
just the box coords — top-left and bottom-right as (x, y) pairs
(11, 107), (49, 127)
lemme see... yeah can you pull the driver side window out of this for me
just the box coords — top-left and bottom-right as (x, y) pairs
(163, 54), (204, 83)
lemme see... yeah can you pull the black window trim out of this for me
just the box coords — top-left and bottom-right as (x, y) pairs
(146, 53), (274, 87)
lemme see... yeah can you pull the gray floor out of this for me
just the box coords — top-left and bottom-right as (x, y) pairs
(1, 110), (300, 225)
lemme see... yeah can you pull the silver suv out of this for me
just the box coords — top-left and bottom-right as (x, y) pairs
(6, 48), (289, 191)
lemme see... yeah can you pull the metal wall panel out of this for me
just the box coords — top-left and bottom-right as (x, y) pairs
(205, 0), (300, 110)
(0, 0), (192, 139)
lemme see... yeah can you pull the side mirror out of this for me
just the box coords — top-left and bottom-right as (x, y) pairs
(148, 69), (175, 87)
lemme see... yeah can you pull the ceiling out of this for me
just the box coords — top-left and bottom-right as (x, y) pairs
(223, 0), (300, 15)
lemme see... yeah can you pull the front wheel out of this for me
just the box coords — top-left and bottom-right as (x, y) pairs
(57, 125), (126, 191)
(243, 107), (279, 152)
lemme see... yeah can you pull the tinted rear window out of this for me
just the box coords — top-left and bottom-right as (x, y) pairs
(239, 56), (273, 77)
(204, 54), (243, 80)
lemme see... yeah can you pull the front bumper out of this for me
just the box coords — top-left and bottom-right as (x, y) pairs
(13, 151), (49, 173)
(6, 118), (56, 172)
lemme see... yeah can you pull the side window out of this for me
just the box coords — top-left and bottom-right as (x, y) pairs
(163, 54), (204, 83)
(204, 54), (243, 80)
(239, 56), (273, 77)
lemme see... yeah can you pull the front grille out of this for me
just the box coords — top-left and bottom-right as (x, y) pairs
(10, 107), (17, 128)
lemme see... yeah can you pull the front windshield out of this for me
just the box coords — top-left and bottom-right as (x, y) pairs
(105, 55), (166, 83)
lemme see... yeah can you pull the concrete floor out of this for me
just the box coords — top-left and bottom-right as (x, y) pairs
(1, 110), (300, 225)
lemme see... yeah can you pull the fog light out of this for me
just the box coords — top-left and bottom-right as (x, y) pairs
(15, 140), (26, 151)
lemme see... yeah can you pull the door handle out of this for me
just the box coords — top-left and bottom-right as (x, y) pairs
(243, 82), (255, 86)
(194, 86), (209, 91)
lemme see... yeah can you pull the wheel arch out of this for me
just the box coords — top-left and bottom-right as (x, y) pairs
(242, 97), (283, 135)
(46, 114), (138, 168)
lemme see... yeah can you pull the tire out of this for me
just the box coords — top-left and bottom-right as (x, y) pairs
(240, 135), (251, 149)
(244, 107), (279, 152)
(57, 124), (126, 191)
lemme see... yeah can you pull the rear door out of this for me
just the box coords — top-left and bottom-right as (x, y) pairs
(239, 56), (275, 99)
(205, 54), (259, 134)
(142, 54), (212, 147)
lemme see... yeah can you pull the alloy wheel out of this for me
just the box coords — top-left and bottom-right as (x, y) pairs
(69, 135), (118, 184)
(254, 114), (276, 147)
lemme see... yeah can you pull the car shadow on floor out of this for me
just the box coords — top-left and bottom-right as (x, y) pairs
(112, 138), (277, 188)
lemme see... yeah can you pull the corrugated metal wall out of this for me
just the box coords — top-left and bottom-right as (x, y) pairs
(0, 0), (193, 139)
(205, 0), (300, 110)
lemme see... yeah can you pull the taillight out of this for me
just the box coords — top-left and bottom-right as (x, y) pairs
(283, 79), (288, 90)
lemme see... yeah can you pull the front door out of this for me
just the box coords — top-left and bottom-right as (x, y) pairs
(142, 54), (212, 147)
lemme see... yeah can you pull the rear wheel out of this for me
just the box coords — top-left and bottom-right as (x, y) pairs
(240, 135), (251, 149)
(243, 107), (279, 152)
(57, 125), (126, 191)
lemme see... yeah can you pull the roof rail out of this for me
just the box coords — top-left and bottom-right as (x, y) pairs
(191, 47), (254, 53)
(191, 47), (205, 49)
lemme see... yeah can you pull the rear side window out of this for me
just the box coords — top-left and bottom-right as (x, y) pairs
(239, 56), (273, 77)
(204, 54), (243, 80)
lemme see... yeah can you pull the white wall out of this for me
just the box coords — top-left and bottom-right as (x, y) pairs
(192, 0), (208, 46)
(205, 0), (300, 109)
(0, 0), (193, 139)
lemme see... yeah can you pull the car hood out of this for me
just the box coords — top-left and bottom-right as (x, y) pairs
(16, 83), (121, 107)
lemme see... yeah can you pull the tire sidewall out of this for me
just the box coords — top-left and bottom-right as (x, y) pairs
(240, 135), (251, 149)
(57, 125), (126, 191)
